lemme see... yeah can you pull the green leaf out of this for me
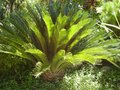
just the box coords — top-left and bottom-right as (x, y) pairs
(67, 19), (91, 41)
(58, 28), (67, 47)
(56, 13), (68, 30)
(51, 50), (73, 72)
(56, 52), (73, 71)
(51, 50), (65, 71)
(25, 49), (49, 65)
(0, 44), (32, 60)
(32, 62), (50, 78)
(49, 25), (60, 55)
(42, 10), (54, 37)
(10, 14), (31, 42)
(29, 22), (47, 53)
(69, 10), (83, 26)
(75, 46), (120, 68)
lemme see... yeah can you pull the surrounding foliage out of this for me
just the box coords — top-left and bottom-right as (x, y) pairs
(0, 64), (120, 90)
(98, 0), (120, 36)
(0, 0), (25, 20)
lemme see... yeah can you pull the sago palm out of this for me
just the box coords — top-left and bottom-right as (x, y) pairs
(0, 0), (120, 81)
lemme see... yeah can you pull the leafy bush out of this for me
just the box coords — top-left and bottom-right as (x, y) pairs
(0, 0), (120, 81)
(0, 53), (22, 73)
(98, 0), (120, 36)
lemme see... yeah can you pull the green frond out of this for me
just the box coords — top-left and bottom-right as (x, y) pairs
(74, 45), (120, 68)
(67, 19), (91, 41)
(42, 10), (54, 38)
(25, 49), (49, 65)
(51, 50), (73, 72)
(51, 50), (65, 71)
(55, 13), (68, 30)
(0, 44), (32, 60)
(32, 61), (50, 78)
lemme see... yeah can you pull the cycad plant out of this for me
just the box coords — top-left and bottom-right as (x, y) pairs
(0, 0), (120, 81)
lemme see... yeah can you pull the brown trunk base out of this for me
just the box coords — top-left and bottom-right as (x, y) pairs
(41, 70), (65, 82)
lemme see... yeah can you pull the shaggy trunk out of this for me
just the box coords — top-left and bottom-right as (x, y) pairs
(41, 70), (65, 82)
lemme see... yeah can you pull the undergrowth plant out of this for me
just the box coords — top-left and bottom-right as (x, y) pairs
(0, 0), (25, 20)
(98, 0), (120, 36)
(0, 0), (120, 81)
